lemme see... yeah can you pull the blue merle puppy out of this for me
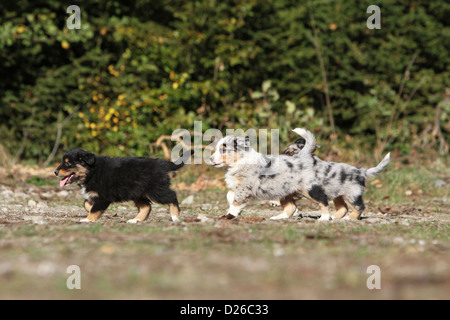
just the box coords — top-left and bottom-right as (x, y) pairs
(210, 128), (390, 221)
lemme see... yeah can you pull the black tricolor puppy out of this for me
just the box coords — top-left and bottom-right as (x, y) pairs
(54, 148), (191, 223)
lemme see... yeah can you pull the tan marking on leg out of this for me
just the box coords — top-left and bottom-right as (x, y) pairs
(332, 196), (348, 219)
(83, 210), (104, 222)
(270, 195), (297, 220)
(281, 196), (297, 218)
(342, 197), (362, 220)
(84, 200), (93, 213)
(346, 203), (362, 219)
(318, 203), (330, 221)
(128, 201), (152, 223)
(169, 203), (180, 222)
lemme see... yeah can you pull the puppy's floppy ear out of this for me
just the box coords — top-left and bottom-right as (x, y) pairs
(78, 149), (95, 166)
(294, 138), (306, 148)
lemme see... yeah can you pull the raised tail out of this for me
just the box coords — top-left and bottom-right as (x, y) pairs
(167, 149), (192, 171)
(292, 128), (317, 156)
(365, 153), (390, 178)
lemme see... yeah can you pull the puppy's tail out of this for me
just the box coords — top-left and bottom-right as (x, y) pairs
(292, 128), (316, 156)
(365, 153), (390, 178)
(167, 150), (192, 171)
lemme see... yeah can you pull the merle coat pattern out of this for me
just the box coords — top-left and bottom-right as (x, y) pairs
(210, 128), (390, 221)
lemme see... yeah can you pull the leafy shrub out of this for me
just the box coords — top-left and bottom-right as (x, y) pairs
(0, 0), (448, 162)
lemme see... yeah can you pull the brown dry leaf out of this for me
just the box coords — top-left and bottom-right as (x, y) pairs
(370, 179), (381, 185)
(378, 207), (387, 214)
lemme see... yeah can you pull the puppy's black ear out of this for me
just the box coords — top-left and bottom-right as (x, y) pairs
(78, 150), (95, 166)
(294, 138), (306, 148)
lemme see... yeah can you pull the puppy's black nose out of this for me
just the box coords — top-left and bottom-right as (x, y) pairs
(54, 170), (59, 176)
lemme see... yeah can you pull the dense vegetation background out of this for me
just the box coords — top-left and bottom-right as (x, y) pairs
(0, 0), (448, 164)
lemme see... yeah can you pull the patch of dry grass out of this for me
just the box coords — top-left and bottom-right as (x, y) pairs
(0, 162), (448, 299)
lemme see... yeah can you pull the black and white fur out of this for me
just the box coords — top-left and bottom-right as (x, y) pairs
(210, 128), (390, 221)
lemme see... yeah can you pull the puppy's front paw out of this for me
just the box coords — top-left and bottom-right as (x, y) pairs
(171, 216), (180, 223)
(80, 218), (95, 223)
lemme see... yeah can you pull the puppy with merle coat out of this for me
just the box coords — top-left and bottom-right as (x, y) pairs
(55, 148), (190, 223)
(210, 128), (390, 221)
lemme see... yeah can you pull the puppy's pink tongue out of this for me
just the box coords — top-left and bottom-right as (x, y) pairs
(60, 176), (70, 187)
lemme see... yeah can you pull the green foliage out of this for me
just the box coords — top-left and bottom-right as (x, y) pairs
(0, 0), (448, 162)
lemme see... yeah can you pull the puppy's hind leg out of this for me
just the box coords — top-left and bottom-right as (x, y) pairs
(169, 202), (181, 223)
(331, 196), (348, 219)
(149, 188), (181, 223)
(164, 190), (181, 223)
(344, 195), (365, 220)
(270, 195), (298, 220)
(127, 199), (152, 224)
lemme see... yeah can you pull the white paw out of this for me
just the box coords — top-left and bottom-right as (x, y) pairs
(171, 216), (180, 223)
(318, 215), (331, 222)
(270, 212), (289, 220)
(126, 218), (141, 224)
(80, 218), (94, 223)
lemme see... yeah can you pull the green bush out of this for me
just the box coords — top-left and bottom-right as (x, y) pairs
(0, 0), (448, 162)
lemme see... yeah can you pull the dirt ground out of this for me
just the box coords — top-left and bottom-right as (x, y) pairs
(0, 166), (449, 300)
